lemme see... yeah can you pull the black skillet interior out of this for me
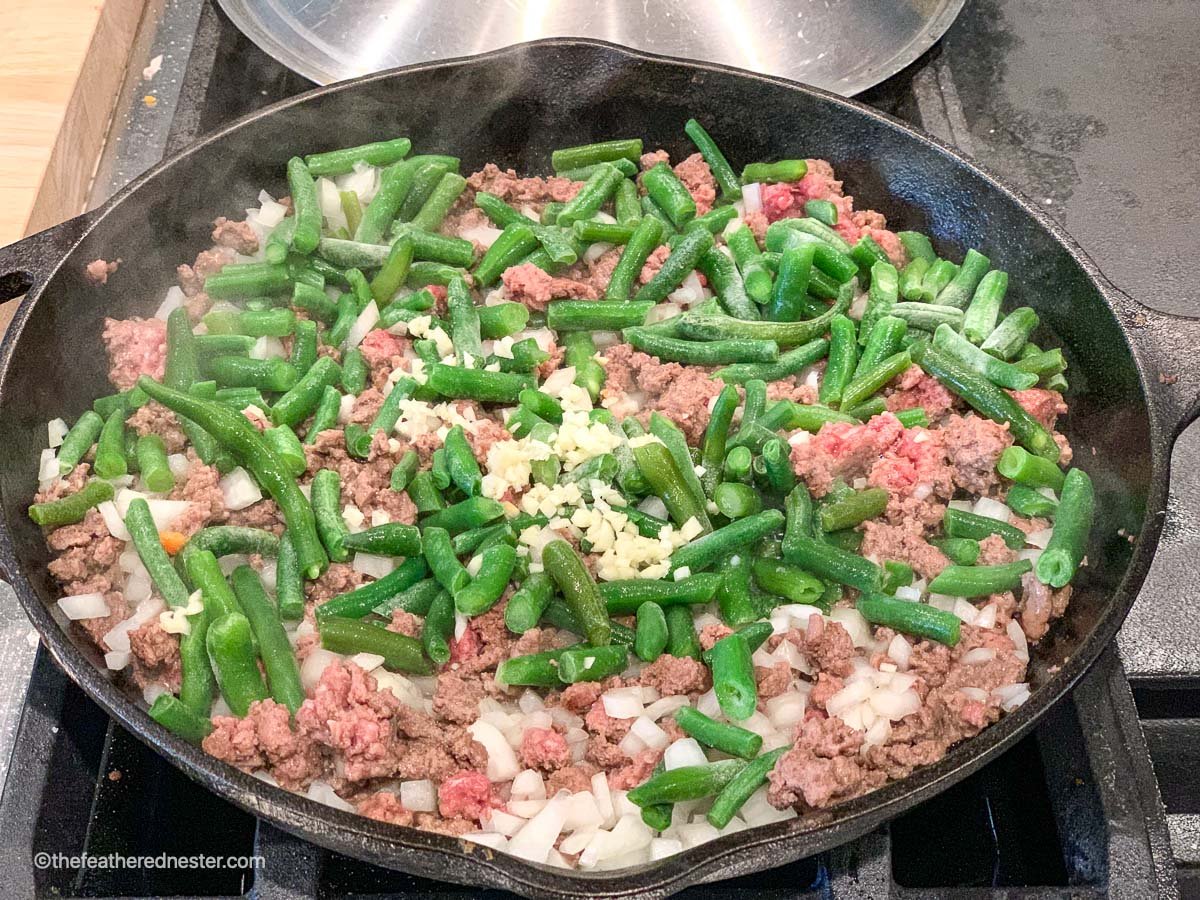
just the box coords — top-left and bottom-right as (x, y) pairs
(0, 39), (1180, 897)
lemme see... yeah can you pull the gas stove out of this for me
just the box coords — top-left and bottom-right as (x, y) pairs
(0, 1), (1195, 895)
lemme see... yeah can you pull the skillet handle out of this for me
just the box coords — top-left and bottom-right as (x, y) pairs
(0, 211), (100, 303)
(1104, 279), (1200, 444)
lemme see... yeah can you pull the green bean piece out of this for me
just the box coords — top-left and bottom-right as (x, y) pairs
(675, 707), (762, 762)
(713, 482), (762, 520)
(915, 258), (957, 302)
(183, 551), (240, 626)
(599, 574), (722, 615)
(932, 323), (1038, 391)
(895, 231), (935, 263)
(622, 328), (778, 367)
(664, 605), (701, 660)
(928, 560), (1033, 597)
(27, 480), (113, 527)
(766, 215), (852, 254)
(339, 191), (363, 237)
(138, 377), (327, 578)
(333, 349), (366, 398)
(759, 437), (795, 495)
(271, 532), (304, 621)
(149, 693), (213, 744)
(723, 445), (753, 483)
(132, 433), (174, 493)
(405, 471), (444, 515)
(319, 616), (431, 674)
(697, 245), (759, 320)
(679, 287), (851, 348)
(206, 612), (268, 715)
(425, 364), (533, 404)
(505, 572), (556, 635)
(1006, 484), (1058, 518)
(421, 496), (505, 535)
(962, 269), (1008, 344)
(264, 355), (339, 428)
(1035, 467), (1094, 588)
(857, 594), (961, 647)
(837, 350), (911, 413)
(519, 388), (563, 424)
(782, 535), (881, 594)
(643, 162), (697, 227)
(315, 557), (428, 620)
(849, 234), (889, 285)
(92, 407), (127, 479)
(285, 320), (316, 375)
(726, 225), (772, 303)
(542, 539), (611, 647)
(854, 316), (907, 383)
(819, 314), (859, 406)
(547, 300), (653, 332)
(371, 577), (442, 619)
(640, 194), (675, 231)
(355, 159), (418, 244)
(980, 307), (1040, 361)
(889, 303), (963, 334)
(633, 441), (711, 533)
(816, 487), (889, 532)
(933, 537), (981, 566)
(1015, 348), (1067, 379)
(421, 526), (469, 594)
(996, 446), (1066, 493)
(395, 158), (455, 221)
(284, 157), (322, 254)
(440, 277), (481, 369)
(290, 281), (337, 324)
(707, 632), (757, 721)
(911, 343), (1059, 461)
(367, 234), (414, 306)
(899, 257), (931, 300)
(124, 498), (190, 607)
(229, 566), (304, 714)
(801, 197), (836, 226)
(264, 216), (297, 264)
(572, 219), (634, 245)
(310, 469), (352, 563)
(409, 172), (467, 232)
(782, 484), (815, 551)
(766, 243), (815, 322)
(204, 262), (293, 299)
(700, 385), (739, 499)
(563, 332), (605, 401)
(340, 523), (422, 559)
(555, 163), (625, 227)
(670, 509), (785, 576)
(693, 205), (740, 235)
(303, 385), (342, 446)
(416, 589), (453, 665)
(497, 645), (577, 687)
(705, 746), (791, 829)
(714, 338), (829, 385)
(55, 410), (105, 475)
(304, 136), (411, 176)
(684, 118), (741, 199)
(931, 248), (988, 309)
(551, 138), (643, 173)
(556, 644), (628, 684)
(857, 264), (899, 350)
(881, 559), (916, 595)
(943, 507), (1027, 550)
(751, 559), (825, 605)
(614, 177), (642, 224)
(633, 602), (669, 662)
(634, 227), (713, 305)
(742, 160), (807, 183)
(453, 543), (516, 615)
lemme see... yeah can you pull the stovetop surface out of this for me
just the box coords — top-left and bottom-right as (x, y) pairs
(0, 0), (1197, 896)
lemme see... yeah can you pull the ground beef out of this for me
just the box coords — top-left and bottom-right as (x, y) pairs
(672, 153), (718, 216)
(941, 414), (1013, 495)
(519, 727), (571, 771)
(638, 245), (671, 285)
(501, 262), (599, 313)
(756, 662), (792, 701)
(85, 258), (120, 284)
(789, 412), (904, 497)
(126, 401), (187, 454)
(860, 519), (950, 580)
(599, 343), (722, 444)
(867, 427), (954, 526)
(303, 430), (418, 523)
(1010, 389), (1068, 430)
(211, 217), (259, 255)
(128, 621), (181, 690)
(177, 246), (235, 296)
(768, 716), (886, 809)
(167, 456), (228, 536)
(466, 163), (581, 209)
(387, 610), (423, 639)
(546, 764), (598, 795)
(557, 682), (602, 712)
(640, 149), (670, 171)
(357, 791), (413, 826)
(767, 376), (819, 405)
(609, 747), (661, 791)
(637, 654), (711, 696)
(102, 317), (167, 390)
(465, 418), (510, 465)
(447, 603), (513, 676)
(45, 510), (127, 648)
(432, 672), (484, 724)
(977, 534), (1018, 566)
(698, 623), (733, 652)
(204, 699), (326, 789)
(791, 615), (855, 677)
(296, 662), (405, 782)
(437, 770), (496, 821)
(307, 563), (367, 610)
(885, 366), (956, 422)
(1019, 571), (1072, 641)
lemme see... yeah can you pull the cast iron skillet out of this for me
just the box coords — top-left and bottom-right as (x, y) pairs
(0, 39), (1196, 898)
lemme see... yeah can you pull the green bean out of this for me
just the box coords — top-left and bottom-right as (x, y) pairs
(264, 355), (340, 429)
(315, 557), (428, 621)
(911, 342), (1059, 460)
(518, 389), (563, 425)
(564, 331), (605, 401)
(319, 616), (431, 674)
(496, 645), (577, 687)
(289, 281), (337, 325)
(684, 118), (741, 200)
(640, 194), (675, 231)
(548, 299), (652, 333)
(799, 197), (837, 226)
(27, 480), (113, 527)
(980, 307), (1039, 360)
(751, 558), (824, 605)
(284, 321), (316, 376)
(138, 377), (327, 578)
(710, 554), (754, 627)
(405, 471), (444, 515)
(542, 539), (611, 647)
(767, 216), (852, 255)
(897, 231), (936, 263)
(405, 260), (467, 289)
(837, 350), (911, 413)
(932, 537), (981, 566)
(132, 433), (174, 492)
(439, 277), (481, 369)
(421, 497), (505, 535)
(264, 216), (297, 264)
(551, 138), (643, 173)
(123, 498), (190, 607)
(599, 574), (722, 615)
(714, 338), (829, 385)
(504, 572), (555, 634)
(421, 525), (469, 594)
(620, 505), (671, 540)
(699, 385), (738, 499)
(670, 509), (785, 576)
(205, 308), (297, 339)
(426, 363), (533, 404)
(367, 234), (414, 306)
(310, 469), (351, 563)
(782, 535), (881, 593)
(622, 328), (778, 366)
(815, 486), (888, 533)
(634, 227), (713, 304)
(324, 293), (358, 348)
(206, 612), (268, 716)
(928, 560), (1032, 597)
(556, 644), (628, 683)
(339, 523), (421, 559)
(692, 205), (739, 235)
(471, 303), (528, 341)
(889, 303), (963, 333)
(742, 160), (807, 183)
(932, 248), (989, 309)
(702, 746), (791, 830)
(285, 157), (321, 254)
(1006, 484), (1058, 518)
(634, 602), (669, 662)
(713, 482), (761, 519)
(899, 257), (931, 300)
(55, 410), (104, 474)
(679, 287), (851, 348)
(182, 551), (240, 627)
(854, 316), (907, 383)
(707, 631), (756, 720)
(204, 262), (292, 299)
(643, 162), (696, 227)
(858, 259), (898, 347)
(915, 258), (957, 303)
(396, 158), (456, 221)
(561, 453), (619, 498)
(409, 172), (467, 232)
(850, 234), (890, 285)
(339, 192), (363, 237)
(1035, 467), (1094, 588)
(572, 220), (633, 247)
(417, 588), (454, 665)
(724, 226), (770, 304)
(664, 605), (701, 660)
(355, 159), (418, 244)
(614, 177), (642, 225)
(722, 445), (752, 483)
(556, 163), (625, 227)
(307, 255), (351, 288)
(91, 407), (127, 479)
(697, 244), (759, 320)
(454, 543), (517, 615)
(819, 314), (859, 406)
(272, 532), (305, 621)
(782, 484), (815, 552)
(395, 225), (477, 268)
(371, 577), (441, 619)
(1015, 348), (1067, 379)
(302, 385), (341, 446)
(943, 506), (1027, 550)
(150, 691), (213, 744)
(304, 136), (411, 176)
(650, 412), (711, 518)
(857, 594), (960, 647)
(230, 566), (304, 714)
(881, 559), (916, 595)
(962, 269), (1008, 344)
(765, 243), (815, 321)
(178, 527), (280, 571)
(932, 323), (1037, 391)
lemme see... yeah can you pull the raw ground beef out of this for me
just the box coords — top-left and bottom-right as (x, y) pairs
(85, 258), (120, 284)
(204, 699), (326, 789)
(465, 163), (581, 211)
(177, 246), (235, 296)
(599, 343), (723, 444)
(672, 153), (718, 216)
(211, 217), (258, 255)
(502, 263), (598, 313)
(102, 317), (167, 390)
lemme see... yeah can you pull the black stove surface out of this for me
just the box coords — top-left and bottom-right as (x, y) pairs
(2, 0), (1197, 896)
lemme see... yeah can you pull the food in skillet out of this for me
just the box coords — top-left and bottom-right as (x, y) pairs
(30, 123), (1090, 868)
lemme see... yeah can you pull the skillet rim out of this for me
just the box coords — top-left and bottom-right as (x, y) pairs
(0, 36), (1173, 896)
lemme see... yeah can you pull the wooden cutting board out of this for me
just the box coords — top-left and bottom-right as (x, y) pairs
(0, 0), (145, 247)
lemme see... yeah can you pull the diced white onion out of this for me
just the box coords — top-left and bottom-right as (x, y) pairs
(506, 792), (568, 863)
(972, 496), (1011, 521)
(469, 720), (521, 781)
(584, 240), (613, 264)
(959, 686), (989, 703)
(1026, 527), (1054, 549)
(741, 182), (763, 214)
(57, 593), (109, 620)
(351, 553), (396, 579)
(591, 772), (615, 827)
(829, 608), (872, 648)
(888, 633), (912, 669)
(104, 650), (131, 670)
(316, 177), (348, 231)
(1007, 619), (1030, 661)
(562, 792), (604, 832)
(868, 688), (922, 721)
(349, 652), (385, 671)
(1018, 548), (1043, 564)
(511, 769), (547, 800)
(992, 682), (1031, 711)
(765, 691), (807, 730)
(98, 501), (131, 540)
(893, 584), (922, 602)
(219, 467), (263, 511)
(630, 716), (670, 751)
(344, 300), (380, 350)
(953, 599), (980, 624)
(300, 648), (341, 690)
(663, 737), (708, 770)
(47, 418), (69, 448)
(396, 778), (436, 813)
(154, 285), (186, 321)
(306, 781), (355, 812)
(617, 729), (646, 758)
(249, 335), (287, 360)
(601, 686), (644, 719)
(38, 448), (59, 485)
(739, 785), (797, 826)
(974, 604), (998, 630)
(642, 695), (689, 722)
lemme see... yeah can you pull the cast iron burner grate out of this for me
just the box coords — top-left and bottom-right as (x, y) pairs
(1, 0), (1197, 896)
